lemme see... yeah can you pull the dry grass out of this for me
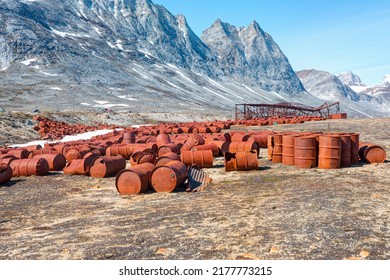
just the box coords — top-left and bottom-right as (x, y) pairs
(0, 116), (389, 260)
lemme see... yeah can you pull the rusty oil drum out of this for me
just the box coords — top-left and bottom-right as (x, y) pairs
(191, 143), (219, 157)
(89, 155), (127, 178)
(0, 163), (12, 185)
(63, 155), (97, 175)
(33, 154), (67, 171)
(115, 163), (155, 195)
(349, 133), (360, 164)
(282, 134), (300, 166)
(271, 134), (283, 163)
(318, 135), (341, 169)
(224, 151), (258, 171)
(358, 142), (386, 164)
(155, 152), (181, 167)
(10, 158), (50, 177)
(150, 160), (188, 192)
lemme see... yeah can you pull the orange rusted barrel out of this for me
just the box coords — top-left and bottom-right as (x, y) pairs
(224, 151), (258, 171)
(221, 141), (259, 155)
(90, 155), (127, 178)
(349, 133), (360, 164)
(249, 133), (269, 148)
(230, 133), (247, 142)
(294, 136), (318, 168)
(339, 135), (351, 168)
(0, 154), (18, 166)
(65, 149), (82, 162)
(282, 134), (298, 166)
(155, 152), (181, 167)
(116, 163), (155, 195)
(0, 163), (12, 185)
(6, 149), (30, 159)
(191, 143), (219, 157)
(180, 150), (213, 168)
(130, 149), (156, 166)
(122, 132), (136, 144)
(10, 158), (49, 177)
(267, 134), (274, 161)
(33, 154), (67, 171)
(180, 134), (205, 151)
(156, 133), (171, 147)
(234, 151), (258, 171)
(157, 143), (179, 157)
(318, 135), (341, 169)
(358, 143), (386, 164)
(63, 156), (96, 175)
(28, 148), (59, 158)
(150, 160), (188, 192)
(272, 134), (283, 163)
(224, 152), (236, 171)
(208, 141), (226, 156)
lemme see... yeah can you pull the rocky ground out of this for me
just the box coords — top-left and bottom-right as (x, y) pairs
(0, 113), (389, 260)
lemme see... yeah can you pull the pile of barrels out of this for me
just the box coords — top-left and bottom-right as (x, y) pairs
(267, 132), (386, 169)
(32, 113), (331, 142)
(0, 129), (270, 192)
(1, 126), (387, 191)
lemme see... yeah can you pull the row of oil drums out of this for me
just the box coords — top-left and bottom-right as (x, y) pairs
(267, 132), (386, 169)
(0, 129), (265, 186)
(237, 116), (326, 126)
(33, 116), (119, 140)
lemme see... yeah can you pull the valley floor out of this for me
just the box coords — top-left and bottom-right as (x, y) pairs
(0, 114), (389, 260)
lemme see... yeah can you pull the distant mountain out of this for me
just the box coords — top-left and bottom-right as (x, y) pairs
(0, 0), (388, 118)
(338, 72), (366, 87)
(297, 69), (390, 117)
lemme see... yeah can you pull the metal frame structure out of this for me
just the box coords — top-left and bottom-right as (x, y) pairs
(235, 102), (340, 120)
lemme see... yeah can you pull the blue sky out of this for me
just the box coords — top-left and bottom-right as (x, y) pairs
(154, 0), (390, 86)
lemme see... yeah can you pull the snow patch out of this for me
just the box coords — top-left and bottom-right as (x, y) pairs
(51, 29), (91, 38)
(39, 71), (58, 77)
(350, 86), (368, 93)
(241, 84), (272, 101)
(11, 129), (121, 147)
(50, 87), (62, 91)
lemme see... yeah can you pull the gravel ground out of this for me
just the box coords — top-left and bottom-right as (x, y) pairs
(0, 116), (389, 260)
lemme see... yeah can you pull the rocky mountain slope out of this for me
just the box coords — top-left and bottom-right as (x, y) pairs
(0, 0), (388, 118)
(201, 19), (305, 94)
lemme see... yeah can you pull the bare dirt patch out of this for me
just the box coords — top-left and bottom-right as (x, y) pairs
(0, 117), (389, 260)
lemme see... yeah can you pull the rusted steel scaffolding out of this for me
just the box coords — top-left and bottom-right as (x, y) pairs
(235, 102), (340, 120)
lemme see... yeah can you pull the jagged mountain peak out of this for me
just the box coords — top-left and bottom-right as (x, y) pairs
(338, 71), (366, 87)
(202, 20), (305, 94)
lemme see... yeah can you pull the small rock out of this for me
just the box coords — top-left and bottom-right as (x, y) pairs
(269, 246), (279, 253)
(25, 120), (34, 126)
(343, 256), (362, 260)
(0, 107), (5, 113)
(359, 250), (370, 258)
(32, 109), (41, 113)
(235, 253), (258, 260)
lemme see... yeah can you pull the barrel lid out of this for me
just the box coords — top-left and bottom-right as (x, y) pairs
(364, 145), (386, 164)
(116, 169), (142, 195)
(150, 166), (178, 193)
